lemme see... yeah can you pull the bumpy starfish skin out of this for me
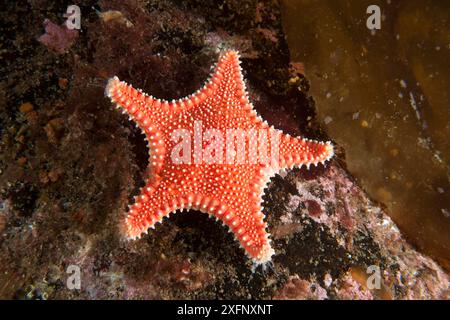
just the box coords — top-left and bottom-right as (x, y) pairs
(105, 50), (334, 265)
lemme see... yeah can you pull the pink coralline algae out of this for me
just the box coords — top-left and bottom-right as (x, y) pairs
(38, 19), (78, 54)
(273, 276), (328, 300)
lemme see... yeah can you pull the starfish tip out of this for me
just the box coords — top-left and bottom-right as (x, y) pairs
(105, 76), (120, 98)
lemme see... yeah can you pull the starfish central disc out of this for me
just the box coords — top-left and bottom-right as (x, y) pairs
(105, 50), (334, 265)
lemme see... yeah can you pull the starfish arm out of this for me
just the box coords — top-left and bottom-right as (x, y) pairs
(196, 50), (248, 103)
(278, 132), (334, 169)
(186, 192), (274, 264)
(106, 77), (169, 179)
(105, 77), (198, 134)
(229, 204), (275, 264)
(123, 181), (231, 240)
(123, 183), (179, 239)
(188, 50), (267, 130)
(105, 77), (157, 127)
(192, 181), (275, 264)
(125, 172), (274, 264)
(206, 50), (250, 106)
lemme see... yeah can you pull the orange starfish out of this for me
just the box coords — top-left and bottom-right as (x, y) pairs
(105, 50), (334, 265)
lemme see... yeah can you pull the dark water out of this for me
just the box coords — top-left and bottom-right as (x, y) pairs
(281, 0), (449, 268)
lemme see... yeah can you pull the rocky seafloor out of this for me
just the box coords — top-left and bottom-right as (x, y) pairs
(0, 0), (448, 299)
